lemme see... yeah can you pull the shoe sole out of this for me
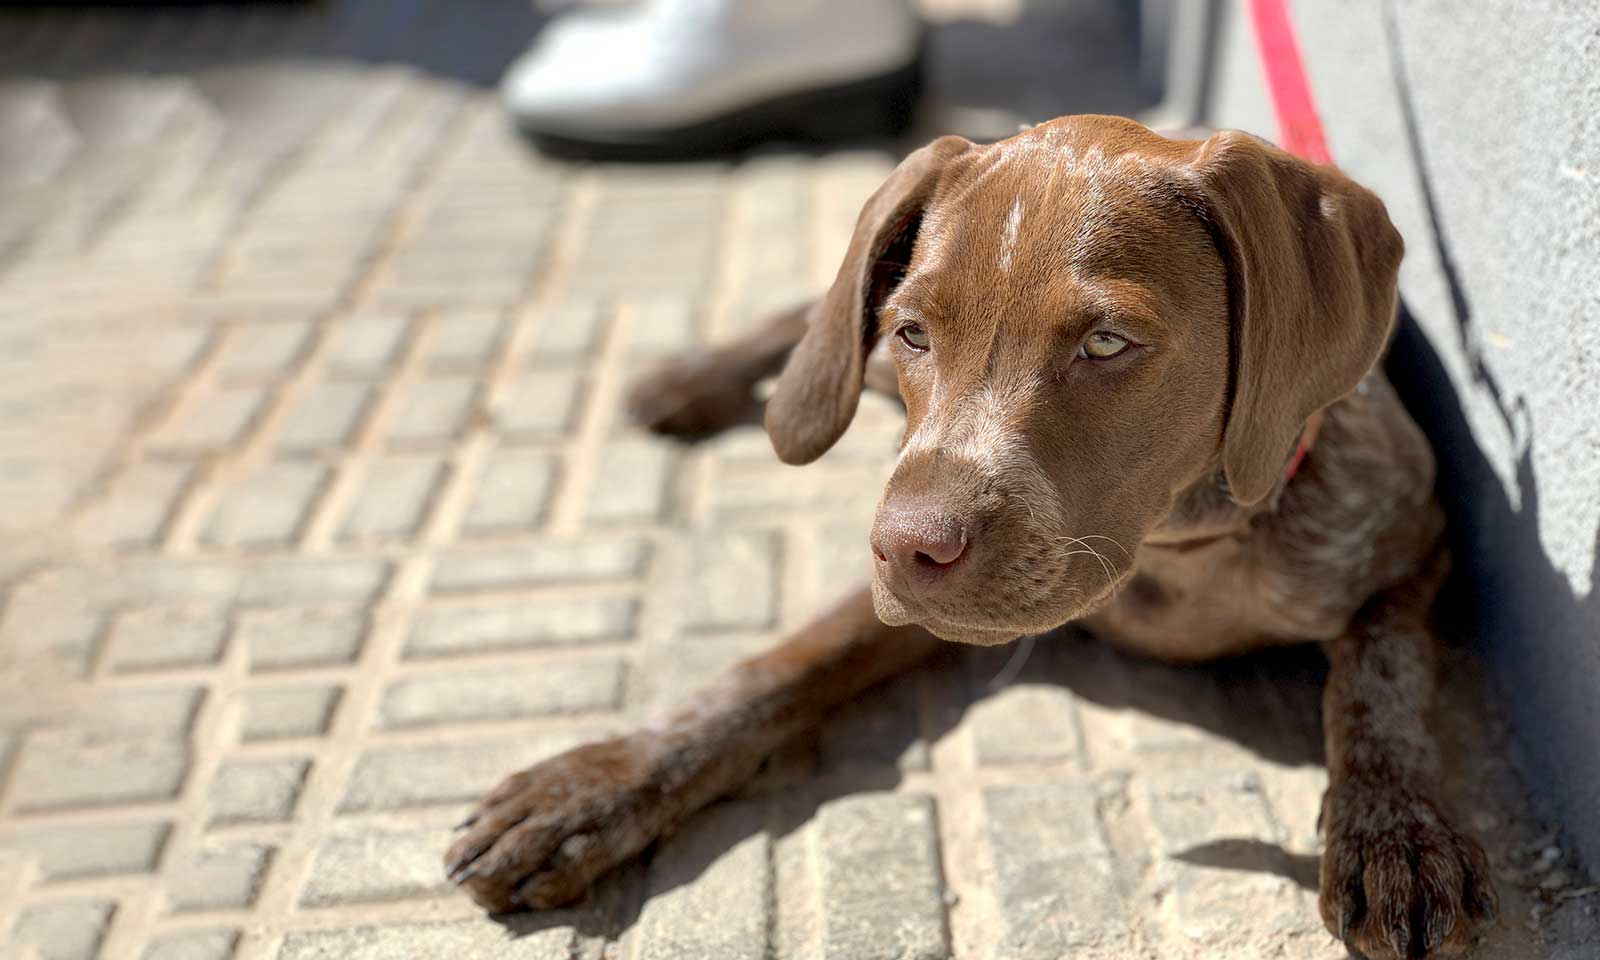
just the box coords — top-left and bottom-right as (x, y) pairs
(517, 52), (924, 161)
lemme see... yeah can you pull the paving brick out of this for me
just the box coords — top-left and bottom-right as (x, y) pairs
(325, 315), (410, 377)
(494, 370), (583, 439)
(969, 684), (1084, 766)
(527, 300), (604, 360)
(153, 386), (267, 453)
(815, 793), (949, 960)
(429, 537), (647, 592)
(814, 521), (877, 609)
(202, 460), (328, 547)
(377, 236), (543, 300)
(300, 822), (453, 906)
(406, 596), (636, 657)
(636, 802), (771, 960)
(460, 450), (557, 535)
(642, 633), (772, 708)
(241, 684), (342, 741)
(140, 327), (215, 379)
(167, 843), (274, 912)
(7, 820), (170, 882)
(684, 530), (779, 631)
(12, 900), (115, 960)
(217, 320), (313, 381)
(106, 607), (229, 672)
(141, 929), (240, 960)
(426, 308), (505, 370)
(277, 921), (574, 960)
(241, 607), (368, 670)
(1142, 770), (1305, 944)
(207, 757), (310, 825)
(570, 189), (720, 296)
(237, 558), (391, 606)
(621, 298), (697, 355)
(10, 730), (189, 812)
(94, 686), (206, 736)
(382, 377), (478, 445)
(119, 562), (244, 606)
(982, 783), (1126, 959)
(0, 605), (106, 676)
(75, 460), (192, 547)
(585, 441), (674, 523)
(377, 658), (623, 728)
(338, 733), (587, 813)
(711, 461), (890, 519)
(337, 455), (446, 542)
(274, 381), (373, 452)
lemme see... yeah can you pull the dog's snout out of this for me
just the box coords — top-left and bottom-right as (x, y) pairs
(870, 504), (972, 578)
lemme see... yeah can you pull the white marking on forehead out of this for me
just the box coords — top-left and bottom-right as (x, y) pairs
(897, 381), (1034, 471)
(998, 197), (1025, 272)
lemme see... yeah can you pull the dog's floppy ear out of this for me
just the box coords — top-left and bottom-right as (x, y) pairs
(1186, 131), (1404, 505)
(765, 135), (972, 465)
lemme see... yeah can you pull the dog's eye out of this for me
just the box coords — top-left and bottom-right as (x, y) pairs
(897, 323), (930, 351)
(1079, 331), (1129, 360)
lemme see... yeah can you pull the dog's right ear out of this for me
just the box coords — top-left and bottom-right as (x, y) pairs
(765, 135), (972, 465)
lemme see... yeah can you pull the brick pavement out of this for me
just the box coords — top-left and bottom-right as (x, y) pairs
(1, 3), (1596, 959)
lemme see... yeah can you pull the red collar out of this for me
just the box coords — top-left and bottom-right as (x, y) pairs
(1145, 412), (1326, 553)
(1283, 409), (1325, 482)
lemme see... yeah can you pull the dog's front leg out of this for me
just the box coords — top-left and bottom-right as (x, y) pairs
(1319, 570), (1497, 959)
(625, 300), (812, 439)
(445, 586), (938, 913)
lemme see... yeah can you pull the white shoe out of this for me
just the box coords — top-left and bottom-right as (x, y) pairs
(502, 0), (923, 156)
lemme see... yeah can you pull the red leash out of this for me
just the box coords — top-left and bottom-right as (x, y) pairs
(1248, 0), (1331, 481)
(1248, 0), (1332, 164)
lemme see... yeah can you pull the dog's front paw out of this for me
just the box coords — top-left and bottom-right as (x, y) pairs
(625, 353), (765, 439)
(1319, 780), (1497, 958)
(444, 735), (670, 913)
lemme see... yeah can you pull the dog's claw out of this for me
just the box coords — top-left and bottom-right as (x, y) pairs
(1472, 886), (1499, 924)
(1423, 912), (1449, 954)
(446, 854), (483, 884)
(454, 813), (479, 831)
(1387, 922), (1410, 959)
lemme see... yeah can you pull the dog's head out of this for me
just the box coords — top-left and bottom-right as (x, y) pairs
(765, 116), (1404, 644)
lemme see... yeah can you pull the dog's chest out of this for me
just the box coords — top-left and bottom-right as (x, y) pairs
(1081, 537), (1331, 660)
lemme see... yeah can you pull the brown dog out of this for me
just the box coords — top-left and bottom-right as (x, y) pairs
(445, 116), (1497, 959)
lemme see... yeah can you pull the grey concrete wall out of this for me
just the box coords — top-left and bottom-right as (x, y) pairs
(1209, 0), (1600, 868)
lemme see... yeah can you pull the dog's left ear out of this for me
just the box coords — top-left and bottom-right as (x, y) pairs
(765, 135), (972, 465)
(1185, 131), (1404, 505)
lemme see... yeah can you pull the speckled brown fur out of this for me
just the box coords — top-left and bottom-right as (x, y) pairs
(448, 116), (1495, 957)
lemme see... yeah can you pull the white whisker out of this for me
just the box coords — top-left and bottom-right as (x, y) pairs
(987, 634), (1037, 690)
(1048, 536), (1120, 595)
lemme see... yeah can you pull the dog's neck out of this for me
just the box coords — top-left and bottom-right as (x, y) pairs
(1143, 411), (1327, 551)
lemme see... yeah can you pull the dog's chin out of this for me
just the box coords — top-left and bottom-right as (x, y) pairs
(870, 579), (1060, 647)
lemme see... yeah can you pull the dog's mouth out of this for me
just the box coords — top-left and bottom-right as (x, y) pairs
(870, 545), (1130, 645)
(870, 575), (1066, 646)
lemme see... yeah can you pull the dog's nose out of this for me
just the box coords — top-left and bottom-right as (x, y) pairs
(870, 505), (971, 576)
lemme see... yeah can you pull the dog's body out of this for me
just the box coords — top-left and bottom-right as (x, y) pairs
(446, 117), (1496, 959)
